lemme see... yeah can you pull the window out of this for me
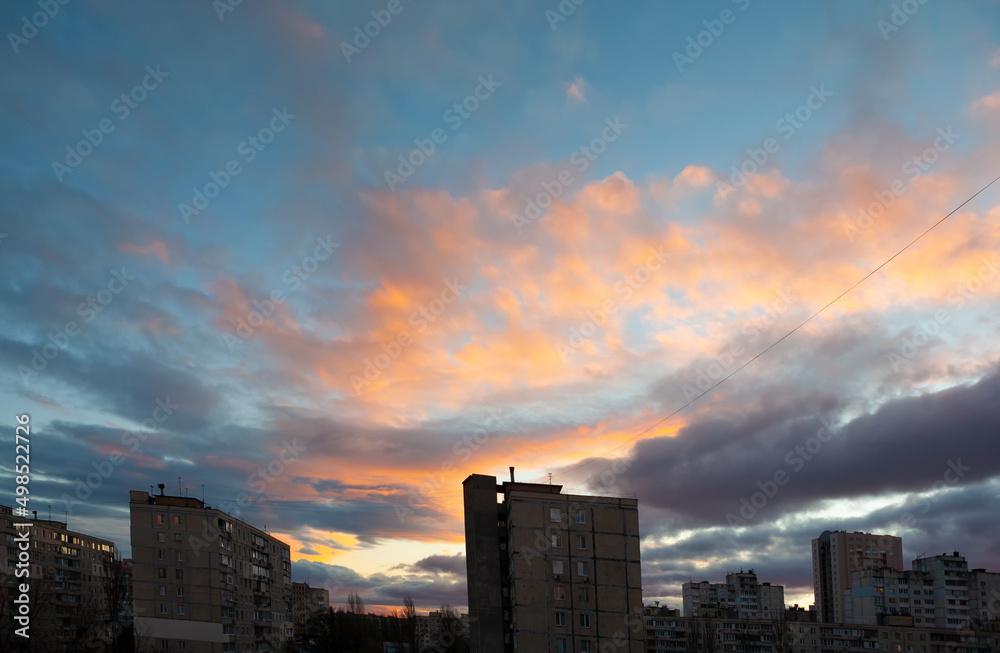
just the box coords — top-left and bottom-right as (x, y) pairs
(178, 644), (186, 652)
(157, 532), (166, 543)
(175, 551), (183, 562)
(577, 535), (588, 549)
(174, 534), (183, 544)
(175, 569), (184, 580)
(173, 515), (181, 526)
(158, 550), (165, 560)
(554, 612), (566, 626)
(580, 613), (591, 628)
(159, 586), (166, 596)
(554, 586), (565, 601)
(158, 568), (167, 579)
(159, 603), (167, 614)
(156, 514), (165, 525)
(552, 561), (564, 575)
(578, 587), (589, 601)
(581, 642), (592, 653)
(160, 640), (169, 651)
(575, 509), (586, 524)
(556, 639), (566, 653)
(551, 533), (562, 548)
(177, 605), (185, 615)
(550, 508), (561, 523)
(578, 561), (589, 577)
(176, 586), (184, 597)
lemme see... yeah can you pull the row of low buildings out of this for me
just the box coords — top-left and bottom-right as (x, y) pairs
(461, 473), (1000, 653)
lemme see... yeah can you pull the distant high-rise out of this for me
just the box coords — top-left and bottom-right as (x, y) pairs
(682, 569), (785, 619)
(129, 488), (293, 652)
(463, 471), (643, 653)
(812, 530), (903, 623)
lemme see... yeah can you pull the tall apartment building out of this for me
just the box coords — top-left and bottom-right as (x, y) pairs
(129, 488), (292, 653)
(812, 531), (903, 624)
(969, 569), (1000, 626)
(290, 581), (329, 630)
(416, 610), (470, 650)
(463, 471), (643, 653)
(911, 553), (971, 630)
(0, 504), (116, 645)
(682, 569), (785, 619)
(844, 567), (935, 626)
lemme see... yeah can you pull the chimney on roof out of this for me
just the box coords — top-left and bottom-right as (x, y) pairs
(157, 483), (165, 496)
(509, 467), (514, 483)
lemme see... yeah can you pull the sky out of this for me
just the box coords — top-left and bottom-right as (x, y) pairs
(1, 0), (1000, 615)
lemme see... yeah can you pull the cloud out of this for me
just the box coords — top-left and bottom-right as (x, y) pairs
(567, 76), (587, 102)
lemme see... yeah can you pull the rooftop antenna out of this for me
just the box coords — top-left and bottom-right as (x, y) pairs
(178, 476), (182, 495)
(202, 484), (205, 503)
(548, 473), (552, 485)
(48, 505), (51, 521)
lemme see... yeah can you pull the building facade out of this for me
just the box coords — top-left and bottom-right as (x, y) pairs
(463, 472), (644, 653)
(683, 570), (785, 620)
(291, 581), (329, 631)
(813, 531), (904, 624)
(129, 489), (292, 653)
(911, 553), (971, 630)
(1, 504), (116, 648)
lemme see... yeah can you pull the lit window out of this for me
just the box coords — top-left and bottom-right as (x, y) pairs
(550, 508), (561, 523)
(173, 515), (181, 526)
(156, 514), (165, 525)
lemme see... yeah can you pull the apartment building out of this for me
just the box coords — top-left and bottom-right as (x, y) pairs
(1, 504), (116, 646)
(682, 569), (785, 620)
(969, 569), (1000, 626)
(129, 488), (292, 653)
(416, 610), (470, 650)
(813, 531), (904, 624)
(463, 470), (643, 653)
(911, 553), (971, 630)
(290, 581), (329, 630)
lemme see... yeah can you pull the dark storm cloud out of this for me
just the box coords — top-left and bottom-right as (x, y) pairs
(606, 364), (1000, 528)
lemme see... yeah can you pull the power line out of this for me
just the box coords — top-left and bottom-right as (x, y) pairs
(549, 172), (1000, 479)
